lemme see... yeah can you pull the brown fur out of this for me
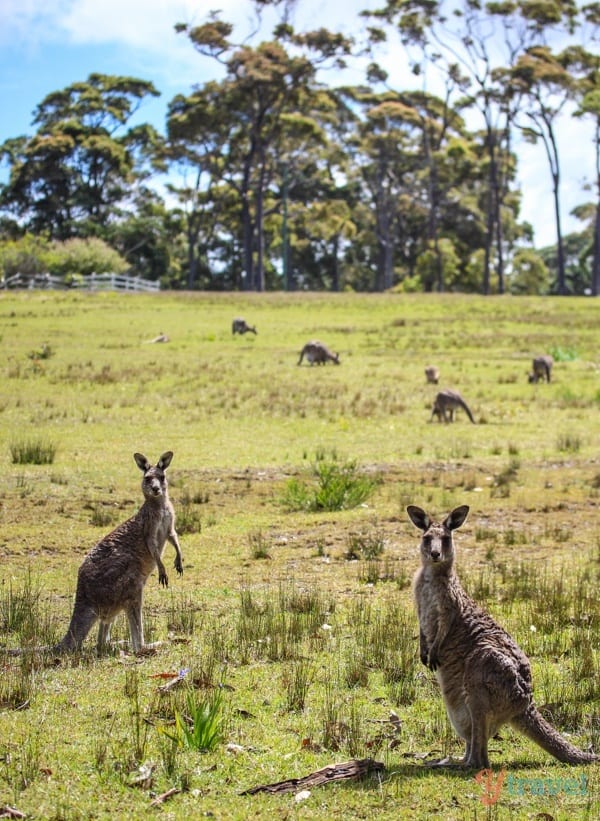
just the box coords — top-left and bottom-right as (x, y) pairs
(54, 451), (183, 654)
(297, 340), (340, 366)
(430, 389), (475, 423)
(528, 354), (553, 383)
(425, 366), (440, 384)
(408, 504), (597, 768)
(232, 317), (257, 335)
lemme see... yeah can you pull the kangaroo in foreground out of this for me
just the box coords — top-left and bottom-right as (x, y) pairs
(232, 317), (257, 335)
(430, 389), (475, 423)
(297, 340), (340, 366)
(528, 354), (553, 383)
(425, 365), (440, 384)
(408, 504), (597, 768)
(53, 451), (183, 655)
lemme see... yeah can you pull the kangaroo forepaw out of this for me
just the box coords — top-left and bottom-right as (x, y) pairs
(159, 572), (169, 588)
(174, 558), (183, 576)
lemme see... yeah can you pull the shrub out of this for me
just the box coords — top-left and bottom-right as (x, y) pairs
(158, 690), (224, 752)
(281, 456), (380, 512)
(10, 438), (57, 465)
(46, 237), (128, 278)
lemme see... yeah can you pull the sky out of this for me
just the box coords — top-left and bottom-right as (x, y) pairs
(0, 0), (595, 248)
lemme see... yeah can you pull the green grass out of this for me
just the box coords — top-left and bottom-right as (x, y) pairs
(0, 291), (598, 819)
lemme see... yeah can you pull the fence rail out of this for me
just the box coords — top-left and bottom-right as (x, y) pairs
(1, 272), (160, 292)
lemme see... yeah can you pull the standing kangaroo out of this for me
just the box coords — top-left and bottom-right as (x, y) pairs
(430, 389), (475, 423)
(528, 354), (553, 383)
(425, 365), (440, 385)
(232, 317), (257, 335)
(408, 504), (597, 768)
(54, 451), (183, 654)
(297, 340), (340, 366)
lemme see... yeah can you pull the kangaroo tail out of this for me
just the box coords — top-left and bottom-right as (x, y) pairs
(512, 706), (597, 764)
(459, 398), (476, 423)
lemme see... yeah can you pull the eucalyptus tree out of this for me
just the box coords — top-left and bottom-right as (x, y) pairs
(342, 79), (483, 291)
(510, 46), (577, 294)
(0, 74), (160, 240)
(560, 42), (600, 294)
(173, 15), (353, 291)
(363, 0), (578, 293)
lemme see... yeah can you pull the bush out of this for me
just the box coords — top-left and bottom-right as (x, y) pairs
(10, 438), (57, 465)
(46, 237), (128, 278)
(282, 455), (380, 512)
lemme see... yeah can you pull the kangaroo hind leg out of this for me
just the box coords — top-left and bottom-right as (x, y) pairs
(126, 601), (146, 653)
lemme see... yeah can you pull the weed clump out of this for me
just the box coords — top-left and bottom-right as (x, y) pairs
(158, 690), (224, 752)
(9, 438), (57, 465)
(281, 454), (380, 512)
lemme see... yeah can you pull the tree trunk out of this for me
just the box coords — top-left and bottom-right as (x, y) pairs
(592, 197), (600, 296)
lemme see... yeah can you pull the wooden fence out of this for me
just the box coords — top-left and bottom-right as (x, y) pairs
(1, 272), (160, 292)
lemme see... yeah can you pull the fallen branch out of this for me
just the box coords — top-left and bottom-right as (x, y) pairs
(240, 757), (384, 795)
(0, 807), (26, 819)
(150, 787), (181, 806)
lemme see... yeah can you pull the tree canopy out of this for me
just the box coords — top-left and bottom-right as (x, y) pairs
(0, 2), (597, 294)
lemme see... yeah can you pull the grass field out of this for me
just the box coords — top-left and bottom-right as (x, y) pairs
(0, 290), (598, 820)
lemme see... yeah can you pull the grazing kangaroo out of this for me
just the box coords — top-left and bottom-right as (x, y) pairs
(54, 451), (183, 654)
(297, 340), (340, 366)
(528, 354), (553, 383)
(232, 317), (257, 335)
(425, 366), (440, 385)
(408, 504), (597, 768)
(430, 389), (475, 423)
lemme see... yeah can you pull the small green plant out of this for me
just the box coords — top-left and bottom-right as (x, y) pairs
(176, 500), (202, 534)
(9, 438), (57, 465)
(549, 345), (578, 362)
(158, 690), (224, 752)
(281, 455), (380, 512)
(557, 432), (581, 453)
(491, 457), (520, 498)
(124, 667), (151, 764)
(27, 343), (53, 361)
(345, 526), (385, 560)
(248, 529), (271, 559)
(283, 658), (314, 711)
(89, 505), (116, 528)
(166, 592), (197, 635)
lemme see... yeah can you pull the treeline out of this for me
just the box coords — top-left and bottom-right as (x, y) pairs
(0, 0), (598, 294)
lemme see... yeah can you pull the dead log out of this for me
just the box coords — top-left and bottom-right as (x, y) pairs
(240, 757), (384, 795)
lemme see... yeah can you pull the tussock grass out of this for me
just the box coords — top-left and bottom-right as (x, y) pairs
(9, 437), (57, 465)
(0, 292), (598, 819)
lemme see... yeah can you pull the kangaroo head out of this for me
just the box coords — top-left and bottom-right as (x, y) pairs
(134, 451), (173, 498)
(407, 505), (469, 565)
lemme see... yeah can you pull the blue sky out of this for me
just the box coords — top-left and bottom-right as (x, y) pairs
(0, 0), (595, 249)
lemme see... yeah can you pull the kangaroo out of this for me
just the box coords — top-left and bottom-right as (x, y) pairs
(528, 354), (553, 383)
(297, 340), (340, 366)
(408, 504), (597, 768)
(425, 366), (440, 385)
(53, 451), (183, 655)
(232, 317), (257, 335)
(430, 389), (475, 423)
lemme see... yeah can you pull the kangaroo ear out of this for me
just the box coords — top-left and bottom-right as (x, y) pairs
(444, 505), (470, 531)
(158, 451), (173, 470)
(407, 506), (431, 531)
(134, 453), (150, 472)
